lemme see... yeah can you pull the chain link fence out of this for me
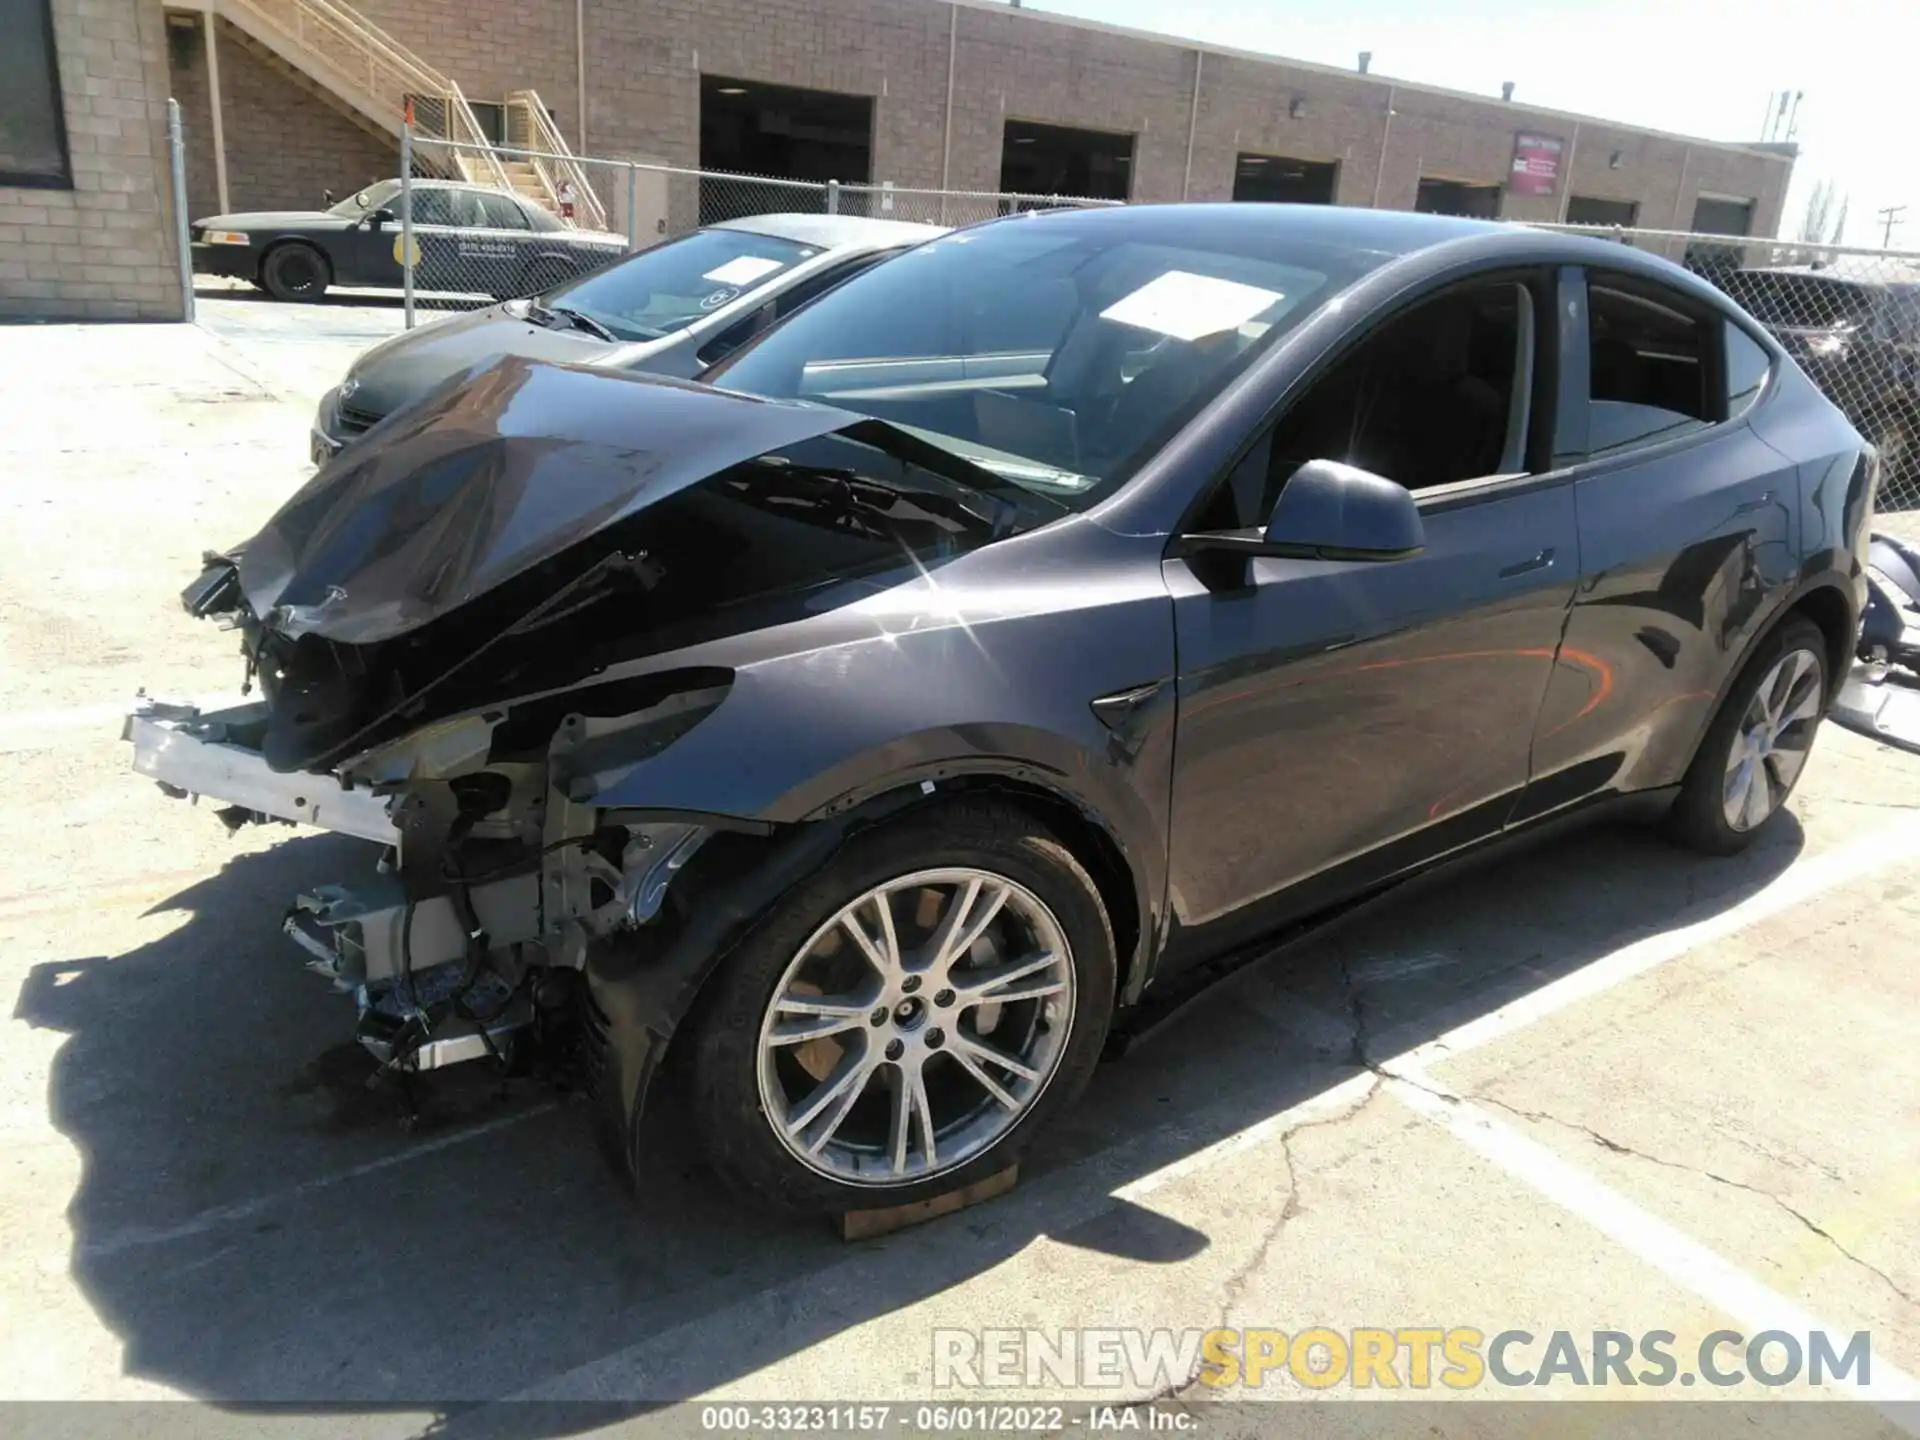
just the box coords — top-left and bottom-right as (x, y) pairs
(1523, 221), (1920, 510)
(399, 134), (1117, 317)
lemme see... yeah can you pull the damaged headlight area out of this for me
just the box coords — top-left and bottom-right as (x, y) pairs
(129, 655), (733, 1076)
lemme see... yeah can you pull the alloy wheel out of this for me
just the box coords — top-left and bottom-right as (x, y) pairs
(1722, 646), (1823, 831)
(754, 867), (1076, 1187)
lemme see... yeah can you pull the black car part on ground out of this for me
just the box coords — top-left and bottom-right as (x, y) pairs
(1831, 532), (1920, 755)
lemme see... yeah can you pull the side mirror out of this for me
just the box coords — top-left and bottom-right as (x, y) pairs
(1175, 459), (1424, 563)
(364, 207), (395, 228)
(1261, 459), (1424, 561)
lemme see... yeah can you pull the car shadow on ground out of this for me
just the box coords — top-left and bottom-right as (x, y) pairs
(14, 808), (1806, 1424)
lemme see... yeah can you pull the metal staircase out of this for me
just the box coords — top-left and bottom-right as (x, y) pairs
(205, 0), (604, 227)
(504, 90), (610, 232)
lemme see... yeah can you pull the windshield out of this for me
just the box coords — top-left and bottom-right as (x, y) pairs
(1734, 273), (1876, 331)
(705, 209), (1379, 509)
(539, 228), (822, 343)
(328, 180), (401, 217)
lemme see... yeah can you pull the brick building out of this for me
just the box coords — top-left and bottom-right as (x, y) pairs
(159, 0), (1794, 240)
(5, 0), (1795, 321)
(2, 0), (187, 321)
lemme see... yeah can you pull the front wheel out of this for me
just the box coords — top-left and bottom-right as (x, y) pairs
(683, 801), (1116, 1215)
(1667, 616), (1828, 855)
(260, 243), (330, 302)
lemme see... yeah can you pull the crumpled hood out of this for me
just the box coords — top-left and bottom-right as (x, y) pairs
(344, 303), (619, 421)
(241, 356), (856, 645)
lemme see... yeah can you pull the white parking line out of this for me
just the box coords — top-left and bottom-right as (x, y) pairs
(1375, 816), (1920, 1072)
(1388, 1071), (1920, 1420)
(1128, 813), (1920, 1203)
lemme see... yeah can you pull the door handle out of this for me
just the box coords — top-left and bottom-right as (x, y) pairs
(1498, 547), (1556, 578)
(1734, 491), (1775, 515)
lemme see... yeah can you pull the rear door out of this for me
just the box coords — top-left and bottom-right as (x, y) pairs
(477, 191), (540, 296)
(1523, 268), (1801, 813)
(1159, 270), (1581, 969)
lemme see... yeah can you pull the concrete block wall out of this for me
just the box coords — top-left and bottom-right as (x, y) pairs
(0, 0), (185, 321)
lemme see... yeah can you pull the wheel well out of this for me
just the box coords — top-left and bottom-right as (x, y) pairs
(652, 777), (1144, 1025)
(615, 777), (1145, 1111)
(933, 775), (1143, 998)
(257, 238), (330, 286)
(1785, 585), (1857, 698)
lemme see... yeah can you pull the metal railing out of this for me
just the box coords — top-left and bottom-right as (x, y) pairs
(224, 0), (510, 192)
(503, 90), (608, 231)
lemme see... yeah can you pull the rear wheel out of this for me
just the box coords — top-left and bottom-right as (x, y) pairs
(260, 243), (330, 303)
(1667, 616), (1827, 854)
(683, 801), (1116, 1215)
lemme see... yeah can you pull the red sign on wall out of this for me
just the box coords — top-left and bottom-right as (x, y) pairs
(1510, 133), (1565, 197)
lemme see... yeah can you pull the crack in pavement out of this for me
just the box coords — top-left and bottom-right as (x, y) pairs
(1475, 1095), (1920, 1314)
(1140, 1075), (1386, 1406)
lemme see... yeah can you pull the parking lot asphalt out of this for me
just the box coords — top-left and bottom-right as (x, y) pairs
(2, 301), (1918, 1433)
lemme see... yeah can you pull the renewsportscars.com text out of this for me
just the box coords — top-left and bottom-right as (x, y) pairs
(931, 1327), (1874, 1391)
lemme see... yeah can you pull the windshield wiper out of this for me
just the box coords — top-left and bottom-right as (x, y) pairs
(527, 302), (617, 342)
(838, 419), (1069, 530)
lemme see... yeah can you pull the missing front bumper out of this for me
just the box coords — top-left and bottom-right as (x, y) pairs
(123, 694), (398, 844)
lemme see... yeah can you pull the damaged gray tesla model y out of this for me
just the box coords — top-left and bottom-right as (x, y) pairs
(128, 204), (1878, 1213)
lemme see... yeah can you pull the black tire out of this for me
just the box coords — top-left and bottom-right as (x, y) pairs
(1666, 616), (1828, 855)
(260, 243), (330, 303)
(682, 800), (1117, 1216)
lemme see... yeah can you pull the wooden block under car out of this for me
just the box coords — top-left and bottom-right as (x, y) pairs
(835, 1165), (1020, 1241)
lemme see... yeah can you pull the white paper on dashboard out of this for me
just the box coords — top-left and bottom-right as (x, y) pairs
(702, 255), (787, 286)
(1099, 270), (1284, 342)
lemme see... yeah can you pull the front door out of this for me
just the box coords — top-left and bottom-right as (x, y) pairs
(1160, 274), (1580, 969)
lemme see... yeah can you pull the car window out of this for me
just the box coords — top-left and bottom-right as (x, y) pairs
(776, 252), (894, 319)
(1725, 322), (1771, 419)
(694, 255), (899, 369)
(446, 189), (489, 227)
(480, 193), (530, 230)
(1201, 280), (1534, 527)
(542, 227), (821, 343)
(709, 212), (1383, 509)
(1584, 280), (1712, 459)
(409, 189), (455, 226)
